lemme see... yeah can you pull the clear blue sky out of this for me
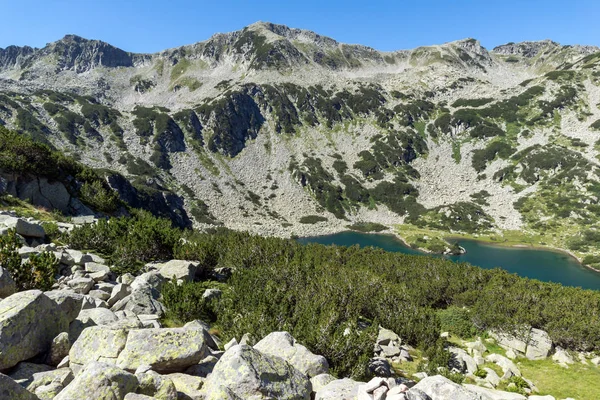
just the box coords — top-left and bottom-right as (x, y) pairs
(0, 0), (598, 53)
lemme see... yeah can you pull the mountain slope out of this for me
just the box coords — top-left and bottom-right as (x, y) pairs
(1, 22), (600, 262)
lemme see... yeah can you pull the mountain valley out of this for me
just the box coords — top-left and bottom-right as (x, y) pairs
(2, 22), (600, 261)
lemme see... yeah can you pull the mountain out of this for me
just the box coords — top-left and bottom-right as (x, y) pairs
(1, 22), (600, 262)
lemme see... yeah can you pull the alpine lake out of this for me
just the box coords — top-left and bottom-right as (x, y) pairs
(298, 231), (600, 290)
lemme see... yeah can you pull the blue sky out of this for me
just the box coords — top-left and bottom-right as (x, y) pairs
(0, 0), (597, 53)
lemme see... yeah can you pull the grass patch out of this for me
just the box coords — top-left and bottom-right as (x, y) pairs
(519, 358), (600, 400)
(170, 58), (191, 81)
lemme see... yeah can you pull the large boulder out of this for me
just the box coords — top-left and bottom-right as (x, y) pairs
(0, 267), (16, 298)
(254, 331), (329, 377)
(410, 375), (482, 400)
(525, 328), (553, 360)
(121, 289), (165, 317)
(70, 326), (129, 367)
(377, 327), (401, 346)
(55, 361), (138, 400)
(149, 260), (200, 282)
(314, 378), (363, 400)
(3, 217), (45, 238)
(116, 327), (208, 373)
(201, 344), (312, 400)
(44, 291), (85, 323)
(0, 372), (39, 400)
(69, 308), (119, 341)
(0, 290), (68, 370)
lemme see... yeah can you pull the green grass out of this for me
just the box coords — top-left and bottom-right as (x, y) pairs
(171, 76), (202, 92)
(0, 195), (66, 222)
(519, 358), (600, 400)
(170, 59), (191, 81)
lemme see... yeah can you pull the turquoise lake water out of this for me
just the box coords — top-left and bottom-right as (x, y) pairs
(298, 231), (600, 290)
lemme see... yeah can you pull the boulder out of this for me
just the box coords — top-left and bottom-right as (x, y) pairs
(381, 344), (401, 358)
(150, 260), (199, 282)
(404, 388), (430, 400)
(185, 355), (219, 378)
(130, 271), (165, 296)
(67, 277), (94, 294)
(69, 307), (119, 340)
(311, 373), (336, 393)
(116, 327), (209, 373)
(123, 289), (165, 317)
(485, 354), (521, 377)
(47, 332), (71, 367)
(201, 344), (312, 400)
(368, 357), (392, 377)
(490, 330), (528, 354)
(0, 267), (16, 298)
(44, 290), (84, 323)
(377, 327), (401, 346)
(166, 373), (205, 400)
(0, 290), (68, 370)
(0, 372), (38, 400)
(64, 249), (94, 266)
(55, 361), (138, 400)
(70, 326), (128, 367)
(552, 347), (574, 365)
(483, 368), (501, 387)
(16, 367), (74, 393)
(202, 288), (222, 300)
(183, 320), (219, 350)
(526, 328), (553, 360)
(136, 370), (178, 399)
(88, 290), (110, 301)
(7, 363), (54, 395)
(410, 375), (481, 400)
(449, 347), (477, 375)
(528, 396), (556, 400)
(315, 378), (362, 400)
(3, 217), (45, 238)
(254, 331), (329, 377)
(463, 384), (527, 399)
(108, 284), (131, 307)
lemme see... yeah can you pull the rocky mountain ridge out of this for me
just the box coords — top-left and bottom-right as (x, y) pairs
(1, 22), (600, 261)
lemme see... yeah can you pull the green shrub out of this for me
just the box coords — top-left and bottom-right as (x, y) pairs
(299, 215), (328, 224)
(347, 222), (388, 232)
(78, 180), (120, 213)
(0, 229), (57, 291)
(437, 306), (479, 337)
(474, 368), (488, 378)
(161, 279), (222, 325)
(67, 211), (181, 274)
